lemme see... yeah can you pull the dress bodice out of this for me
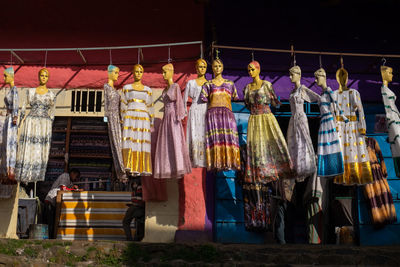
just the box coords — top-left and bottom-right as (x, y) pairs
(104, 84), (122, 114)
(319, 88), (336, 116)
(244, 81), (279, 115)
(27, 89), (55, 119)
(289, 85), (320, 116)
(184, 79), (206, 106)
(4, 86), (18, 116)
(201, 79), (238, 110)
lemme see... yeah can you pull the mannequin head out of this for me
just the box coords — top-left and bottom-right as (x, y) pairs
(381, 66), (393, 84)
(248, 61), (260, 78)
(132, 64), (144, 82)
(289, 66), (301, 84)
(107, 65), (120, 82)
(314, 68), (327, 88)
(336, 68), (348, 90)
(212, 59), (224, 76)
(196, 59), (207, 76)
(38, 68), (49, 85)
(3, 67), (14, 85)
(162, 63), (174, 82)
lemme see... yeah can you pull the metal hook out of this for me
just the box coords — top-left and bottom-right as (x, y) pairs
(251, 50), (255, 62)
(10, 50), (13, 67)
(382, 57), (387, 66)
(138, 48), (141, 64)
(290, 45), (296, 66)
(44, 50), (48, 68)
(319, 53), (322, 69)
(168, 46), (171, 63)
(200, 43), (204, 59)
(109, 49), (112, 65)
(340, 55), (344, 69)
(215, 48), (220, 60)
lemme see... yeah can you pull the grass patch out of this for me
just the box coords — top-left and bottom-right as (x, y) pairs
(42, 242), (53, 249)
(159, 244), (221, 263)
(24, 247), (39, 258)
(0, 239), (26, 256)
(122, 243), (151, 265)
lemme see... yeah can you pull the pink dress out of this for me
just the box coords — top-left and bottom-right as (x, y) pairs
(153, 83), (192, 178)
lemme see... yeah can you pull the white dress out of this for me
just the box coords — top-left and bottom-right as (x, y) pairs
(15, 89), (56, 183)
(332, 89), (373, 185)
(183, 79), (208, 168)
(121, 84), (154, 176)
(287, 85), (320, 181)
(381, 85), (400, 177)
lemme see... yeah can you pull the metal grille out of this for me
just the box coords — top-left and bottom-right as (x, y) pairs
(70, 89), (103, 114)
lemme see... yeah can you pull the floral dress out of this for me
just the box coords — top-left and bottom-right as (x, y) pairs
(104, 83), (127, 181)
(183, 79), (208, 168)
(0, 86), (19, 180)
(15, 89), (56, 183)
(287, 85), (320, 181)
(242, 80), (294, 231)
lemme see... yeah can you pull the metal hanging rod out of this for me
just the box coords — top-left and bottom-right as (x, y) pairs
(212, 44), (400, 59)
(0, 41), (202, 52)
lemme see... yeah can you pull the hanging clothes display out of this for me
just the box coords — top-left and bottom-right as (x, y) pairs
(244, 80), (293, 183)
(183, 79), (208, 168)
(363, 137), (397, 225)
(317, 87), (345, 178)
(121, 84), (154, 176)
(0, 86), (19, 180)
(15, 88), (56, 183)
(104, 83), (127, 181)
(381, 85), (400, 177)
(153, 83), (191, 178)
(332, 89), (373, 185)
(201, 80), (240, 171)
(287, 84), (320, 181)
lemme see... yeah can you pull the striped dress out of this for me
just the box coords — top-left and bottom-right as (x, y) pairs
(121, 84), (154, 176)
(381, 85), (400, 177)
(364, 137), (396, 225)
(317, 88), (344, 177)
(201, 80), (240, 171)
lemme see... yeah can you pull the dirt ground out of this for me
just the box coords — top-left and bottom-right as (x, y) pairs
(0, 239), (399, 266)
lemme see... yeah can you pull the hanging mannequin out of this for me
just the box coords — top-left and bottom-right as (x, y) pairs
(153, 63), (191, 178)
(121, 64), (153, 177)
(380, 65), (400, 177)
(314, 68), (344, 178)
(15, 68), (57, 183)
(332, 66), (373, 185)
(0, 67), (19, 181)
(183, 59), (208, 168)
(200, 59), (241, 171)
(242, 60), (293, 231)
(286, 65), (320, 181)
(104, 65), (127, 182)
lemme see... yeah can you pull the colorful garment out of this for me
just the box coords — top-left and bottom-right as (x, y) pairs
(15, 89), (56, 183)
(287, 85), (320, 181)
(183, 79), (208, 168)
(153, 83), (191, 178)
(364, 137), (396, 225)
(333, 89), (373, 185)
(201, 80), (240, 171)
(121, 84), (154, 176)
(381, 85), (400, 177)
(0, 86), (19, 180)
(317, 88), (344, 177)
(244, 80), (293, 183)
(104, 84), (127, 181)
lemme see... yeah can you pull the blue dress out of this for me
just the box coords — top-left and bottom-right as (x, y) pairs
(317, 87), (344, 177)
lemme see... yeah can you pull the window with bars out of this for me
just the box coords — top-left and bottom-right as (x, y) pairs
(70, 89), (103, 113)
